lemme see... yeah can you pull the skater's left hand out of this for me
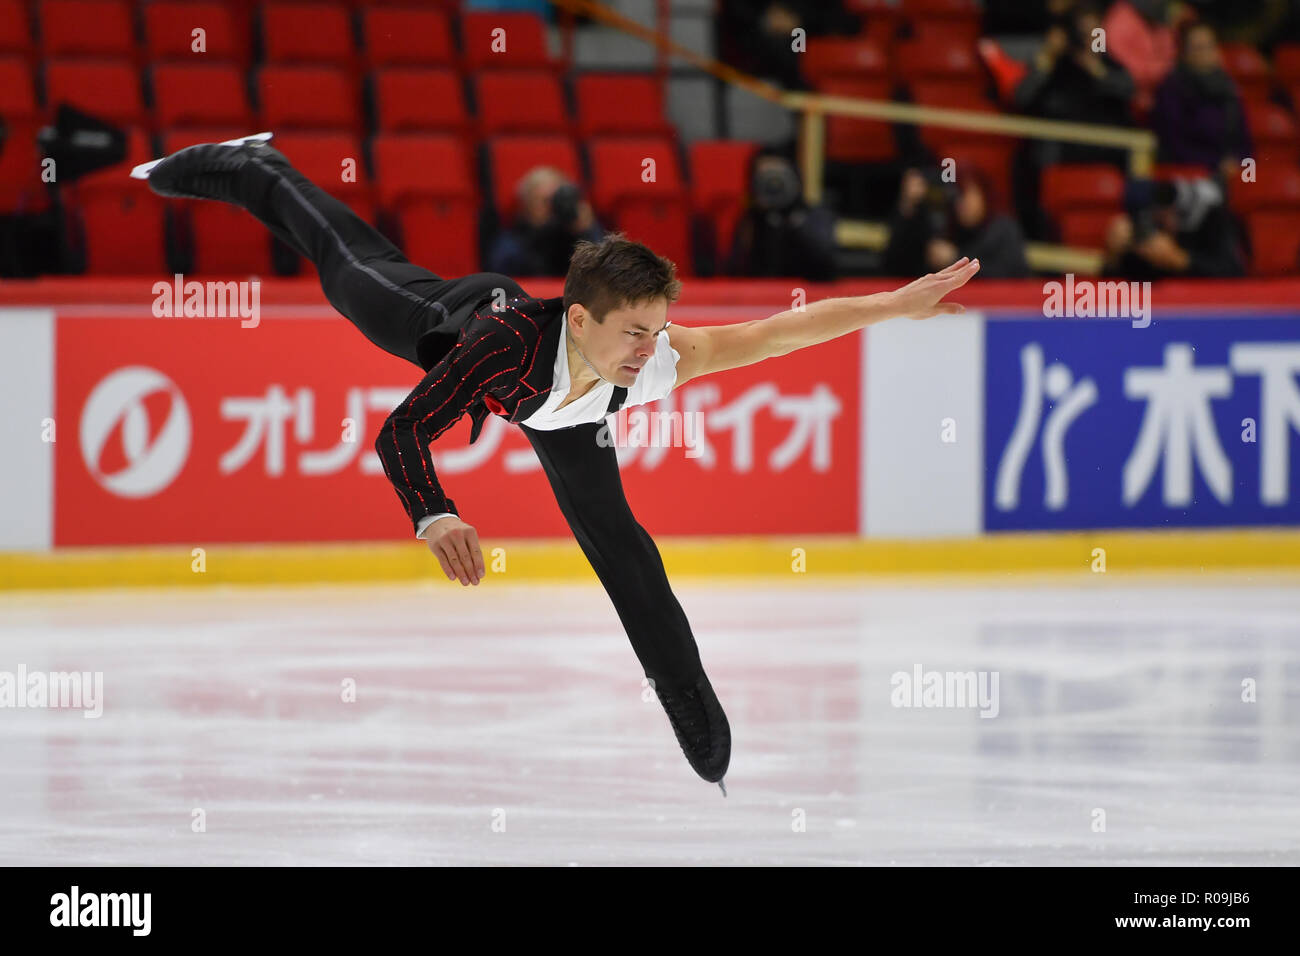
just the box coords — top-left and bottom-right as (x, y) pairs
(891, 256), (980, 320)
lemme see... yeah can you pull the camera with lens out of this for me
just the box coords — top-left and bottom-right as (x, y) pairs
(550, 182), (581, 228)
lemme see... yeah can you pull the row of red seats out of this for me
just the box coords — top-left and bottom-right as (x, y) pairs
(0, 0), (556, 74)
(0, 51), (690, 219)
(1, 59), (676, 140)
(61, 129), (760, 278)
(0, 58), (679, 142)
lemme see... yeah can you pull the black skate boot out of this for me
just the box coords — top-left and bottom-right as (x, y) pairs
(655, 671), (731, 794)
(135, 132), (277, 205)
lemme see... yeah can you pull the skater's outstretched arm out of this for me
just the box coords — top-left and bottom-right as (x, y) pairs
(374, 322), (526, 587)
(669, 257), (981, 387)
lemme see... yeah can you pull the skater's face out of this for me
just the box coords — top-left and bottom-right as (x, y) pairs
(572, 298), (671, 386)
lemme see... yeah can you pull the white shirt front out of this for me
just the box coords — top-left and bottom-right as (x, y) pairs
(519, 317), (681, 430)
(416, 317), (681, 538)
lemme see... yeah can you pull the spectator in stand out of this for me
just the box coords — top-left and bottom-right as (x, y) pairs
(717, 0), (861, 90)
(1103, 176), (1246, 278)
(728, 148), (837, 280)
(1012, 3), (1136, 235)
(1014, 3), (1137, 153)
(1152, 21), (1253, 180)
(885, 168), (1029, 279)
(487, 166), (604, 277)
(1101, 0), (1180, 115)
(931, 169), (1031, 278)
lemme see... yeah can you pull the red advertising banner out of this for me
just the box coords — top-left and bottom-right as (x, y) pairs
(55, 310), (859, 545)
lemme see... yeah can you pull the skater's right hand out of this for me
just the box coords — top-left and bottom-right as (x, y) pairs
(426, 517), (484, 586)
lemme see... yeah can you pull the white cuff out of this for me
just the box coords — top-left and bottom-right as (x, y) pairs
(415, 512), (456, 539)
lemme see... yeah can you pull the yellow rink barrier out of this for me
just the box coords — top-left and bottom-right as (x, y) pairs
(2, 529), (1300, 590)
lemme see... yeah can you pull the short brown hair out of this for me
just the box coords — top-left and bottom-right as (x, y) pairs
(563, 232), (682, 322)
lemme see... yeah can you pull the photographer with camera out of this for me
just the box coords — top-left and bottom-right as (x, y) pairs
(727, 147), (837, 281)
(1103, 175), (1246, 279)
(487, 165), (604, 277)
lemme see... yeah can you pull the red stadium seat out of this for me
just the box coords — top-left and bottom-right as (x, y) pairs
(372, 133), (475, 204)
(844, 0), (902, 45)
(372, 68), (472, 136)
(1220, 43), (1273, 104)
(895, 37), (982, 86)
(903, 0), (982, 44)
(587, 137), (691, 272)
(1245, 101), (1299, 163)
(1041, 164), (1126, 248)
(820, 77), (896, 163)
(575, 74), (675, 139)
(39, 0), (135, 59)
(0, 57), (44, 212)
(909, 78), (993, 110)
(68, 128), (168, 274)
(0, 122), (47, 214)
(0, 55), (40, 120)
(258, 65), (361, 135)
(269, 130), (372, 212)
(800, 37), (889, 87)
(1244, 210), (1300, 276)
(461, 12), (556, 71)
(688, 140), (759, 262)
(1276, 44), (1300, 87)
(152, 63), (256, 129)
(0, 0), (34, 57)
(909, 79), (998, 151)
(475, 71), (571, 138)
(1041, 164), (1126, 211)
(372, 133), (478, 275)
(1227, 162), (1300, 214)
(44, 58), (147, 128)
(908, 20), (981, 46)
(143, 1), (247, 65)
(158, 128), (274, 276)
(261, 2), (358, 72)
(361, 7), (455, 69)
(486, 135), (583, 222)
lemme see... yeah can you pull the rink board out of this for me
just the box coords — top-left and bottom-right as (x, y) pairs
(2, 285), (1300, 582)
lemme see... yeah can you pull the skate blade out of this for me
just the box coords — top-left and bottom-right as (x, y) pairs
(129, 131), (275, 180)
(718, 779), (727, 797)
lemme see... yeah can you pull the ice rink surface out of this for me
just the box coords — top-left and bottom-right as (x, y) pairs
(2, 573), (1298, 866)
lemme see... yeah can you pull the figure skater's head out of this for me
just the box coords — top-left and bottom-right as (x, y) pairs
(562, 233), (682, 387)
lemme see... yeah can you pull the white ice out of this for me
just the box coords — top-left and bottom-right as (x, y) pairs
(1, 573), (1298, 865)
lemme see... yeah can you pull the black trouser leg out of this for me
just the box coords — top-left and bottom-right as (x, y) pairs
(235, 148), (524, 366)
(521, 421), (705, 688)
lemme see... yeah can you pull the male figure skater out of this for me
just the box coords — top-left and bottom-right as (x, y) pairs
(134, 134), (979, 792)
